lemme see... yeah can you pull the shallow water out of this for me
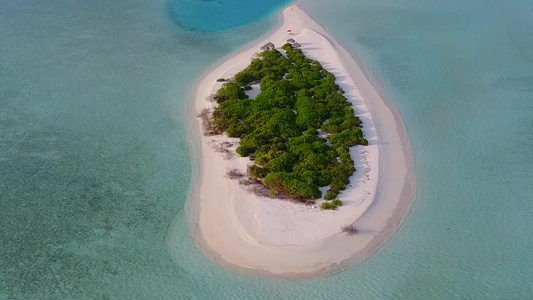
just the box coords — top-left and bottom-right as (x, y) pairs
(1, 0), (532, 298)
(301, 0), (533, 297)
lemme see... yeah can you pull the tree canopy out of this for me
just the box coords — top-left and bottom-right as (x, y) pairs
(212, 44), (368, 201)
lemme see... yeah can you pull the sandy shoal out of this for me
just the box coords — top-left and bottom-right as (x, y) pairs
(183, 5), (416, 279)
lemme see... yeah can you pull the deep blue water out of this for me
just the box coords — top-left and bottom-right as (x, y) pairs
(167, 0), (289, 31)
(1, 0), (532, 299)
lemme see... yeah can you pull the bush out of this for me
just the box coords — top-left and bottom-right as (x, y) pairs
(330, 128), (363, 147)
(331, 199), (343, 206)
(214, 82), (247, 103)
(263, 172), (289, 192)
(247, 164), (268, 179)
(324, 190), (337, 200)
(320, 201), (337, 210)
(236, 145), (255, 157)
(286, 177), (321, 199)
(243, 85), (252, 91)
(234, 71), (257, 86)
(320, 199), (342, 210)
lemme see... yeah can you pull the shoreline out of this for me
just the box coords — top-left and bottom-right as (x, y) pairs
(181, 4), (417, 279)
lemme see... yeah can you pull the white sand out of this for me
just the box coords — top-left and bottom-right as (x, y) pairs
(186, 5), (416, 279)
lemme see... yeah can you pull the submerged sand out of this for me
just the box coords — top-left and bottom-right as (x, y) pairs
(184, 5), (416, 279)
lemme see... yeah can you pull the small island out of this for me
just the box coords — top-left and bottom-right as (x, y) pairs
(203, 43), (368, 205)
(186, 5), (416, 279)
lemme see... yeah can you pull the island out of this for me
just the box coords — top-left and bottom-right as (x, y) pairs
(184, 5), (416, 279)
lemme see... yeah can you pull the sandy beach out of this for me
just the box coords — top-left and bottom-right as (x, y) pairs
(186, 5), (416, 279)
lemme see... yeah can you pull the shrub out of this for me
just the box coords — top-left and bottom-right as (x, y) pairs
(331, 199), (343, 206)
(243, 85), (253, 91)
(214, 82), (247, 103)
(324, 190), (337, 200)
(263, 172), (289, 192)
(236, 145), (255, 157)
(285, 177), (321, 199)
(234, 71), (257, 86)
(263, 152), (296, 173)
(247, 164), (268, 179)
(320, 201), (336, 210)
(320, 199), (342, 210)
(330, 128), (363, 147)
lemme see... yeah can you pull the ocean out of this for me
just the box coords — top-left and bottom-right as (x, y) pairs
(1, 0), (532, 298)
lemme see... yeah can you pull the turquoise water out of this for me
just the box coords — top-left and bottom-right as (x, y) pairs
(1, 0), (532, 299)
(301, 0), (533, 297)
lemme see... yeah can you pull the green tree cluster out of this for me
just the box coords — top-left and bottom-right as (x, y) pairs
(212, 44), (368, 201)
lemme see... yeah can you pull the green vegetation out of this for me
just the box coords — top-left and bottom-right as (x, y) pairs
(331, 199), (343, 206)
(320, 199), (343, 210)
(212, 44), (367, 201)
(320, 201), (336, 210)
